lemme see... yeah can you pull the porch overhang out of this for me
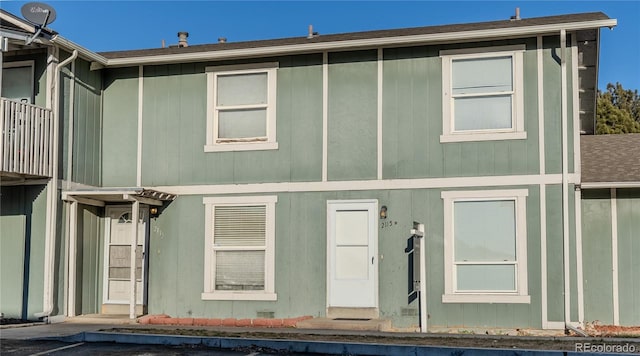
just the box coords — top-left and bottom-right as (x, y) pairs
(61, 187), (177, 206)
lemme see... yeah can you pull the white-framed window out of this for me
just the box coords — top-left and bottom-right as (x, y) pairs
(205, 63), (278, 152)
(441, 189), (530, 303)
(202, 195), (277, 301)
(440, 45), (526, 143)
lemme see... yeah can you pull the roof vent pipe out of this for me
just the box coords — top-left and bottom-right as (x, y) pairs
(510, 7), (521, 21)
(307, 24), (318, 39)
(177, 31), (189, 47)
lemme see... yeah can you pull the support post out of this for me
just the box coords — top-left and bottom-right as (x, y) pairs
(67, 201), (78, 317)
(129, 200), (140, 319)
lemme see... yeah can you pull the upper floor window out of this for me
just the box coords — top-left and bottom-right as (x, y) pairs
(205, 63), (278, 152)
(440, 46), (526, 142)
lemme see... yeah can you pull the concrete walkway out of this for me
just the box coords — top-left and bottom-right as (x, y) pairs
(2, 317), (639, 355)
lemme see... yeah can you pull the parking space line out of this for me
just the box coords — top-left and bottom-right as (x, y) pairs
(29, 342), (85, 356)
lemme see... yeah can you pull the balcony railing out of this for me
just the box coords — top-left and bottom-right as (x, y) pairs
(0, 98), (54, 178)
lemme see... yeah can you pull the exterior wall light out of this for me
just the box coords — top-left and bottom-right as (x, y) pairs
(380, 205), (387, 219)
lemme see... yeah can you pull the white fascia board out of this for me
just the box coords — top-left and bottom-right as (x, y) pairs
(50, 35), (109, 65)
(580, 181), (640, 189)
(105, 19), (617, 67)
(0, 12), (35, 33)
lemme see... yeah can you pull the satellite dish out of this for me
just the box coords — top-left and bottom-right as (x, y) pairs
(21, 2), (57, 26)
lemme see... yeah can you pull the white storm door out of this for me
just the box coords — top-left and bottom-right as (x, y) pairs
(327, 200), (378, 308)
(103, 207), (147, 304)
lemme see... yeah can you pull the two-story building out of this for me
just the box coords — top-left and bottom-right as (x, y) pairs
(2, 9), (637, 332)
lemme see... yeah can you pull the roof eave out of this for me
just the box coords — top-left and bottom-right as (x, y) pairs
(581, 182), (640, 189)
(104, 18), (618, 67)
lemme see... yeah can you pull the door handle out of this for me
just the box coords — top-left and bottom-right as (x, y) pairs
(372, 256), (374, 264)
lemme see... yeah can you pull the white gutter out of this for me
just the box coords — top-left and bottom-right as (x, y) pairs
(36, 49), (78, 321)
(581, 182), (640, 189)
(560, 29), (571, 329)
(50, 35), (108, 65)
(104, 19), (617, 67)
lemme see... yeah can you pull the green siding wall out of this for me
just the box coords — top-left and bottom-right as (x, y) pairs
(136, 55), (323, 187)
(616, 189), (640, 325)
(75, 205), (104, 315)
(383, 39), (542, 180)
(581, 189), (614, 324)
(102, 67), (138, 186)
(0, 185), (48, 320)
(328, 50), (378, 181)
(72, 60), (103, 186)
(582, 188), (640, 326)
(146, 185), (547, 329)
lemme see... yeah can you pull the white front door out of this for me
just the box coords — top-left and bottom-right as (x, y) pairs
(103, 206), (147, 306)
(327, 200), (378, 309)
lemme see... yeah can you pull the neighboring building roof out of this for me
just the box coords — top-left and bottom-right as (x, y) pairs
(98, 12), (615, 66)
(581, 134), (640, 186)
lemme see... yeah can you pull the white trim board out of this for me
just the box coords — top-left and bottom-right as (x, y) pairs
(151, 174), (576, 196)
(610, 188), (620, 325)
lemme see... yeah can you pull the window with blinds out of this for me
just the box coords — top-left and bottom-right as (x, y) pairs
(213, 205), (266, 291)
(202, 195), (277, 301)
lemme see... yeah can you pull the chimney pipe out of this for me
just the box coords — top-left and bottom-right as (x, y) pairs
(177, 31), (189, 47)
(308, 25), (314, 39)
(161, 39), (166, 48)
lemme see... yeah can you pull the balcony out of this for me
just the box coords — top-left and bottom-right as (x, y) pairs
(0, 98), (54, 180)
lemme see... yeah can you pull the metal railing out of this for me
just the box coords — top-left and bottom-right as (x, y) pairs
(0, 98), (54, 177)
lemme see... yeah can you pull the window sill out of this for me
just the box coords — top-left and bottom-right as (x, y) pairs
(440, 132), (527, 143)
(204, 142), (278, 152)
(201, 292), (277, 301)
(442, 293), (531, 304)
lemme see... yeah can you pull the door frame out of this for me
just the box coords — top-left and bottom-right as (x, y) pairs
(102, 205), (149, 309)
(326, 199), (379, 315)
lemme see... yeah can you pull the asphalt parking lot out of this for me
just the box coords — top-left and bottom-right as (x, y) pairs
(0, 339), (307, 356)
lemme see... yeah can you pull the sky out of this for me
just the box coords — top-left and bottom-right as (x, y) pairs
(2, 1), (639, 90)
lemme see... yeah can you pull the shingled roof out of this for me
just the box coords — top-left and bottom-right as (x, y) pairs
(581, 134), (640, 184)
(98, 12), (611, 59)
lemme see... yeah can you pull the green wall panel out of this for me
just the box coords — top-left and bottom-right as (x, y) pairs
(139, 55), (323, 186)
(382, 39), (541, 180)
(581, 189), (614, 324)
(328, 50), (378, 181)
(615, 189), (640, 326)
(0, 185), (48, 320)
(545, 185), (565, 322)
(102, 67), (138, 186)
(72, 59), (103, 186)
(145, 185), (544, 329)
(0, 214), (25, 318)
(541, 36), (576, 175)
(76, 205), (104, 315)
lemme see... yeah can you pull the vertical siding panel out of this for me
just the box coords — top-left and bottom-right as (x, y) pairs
(382, 48), (399, 179)
(581, 189), (614, 324)
(616, 189), (640, 325)
(543, 36), (562, 175)
(327, 50), (378, 181)
(289, 55), (323, 182)
(545, 185), (565, 322)
(102, 67), (138, 186)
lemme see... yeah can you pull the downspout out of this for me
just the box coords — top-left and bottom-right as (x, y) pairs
(559, 29), (572, 330)
(36, 49), (78, 321)
(66, 57), (76, 188)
